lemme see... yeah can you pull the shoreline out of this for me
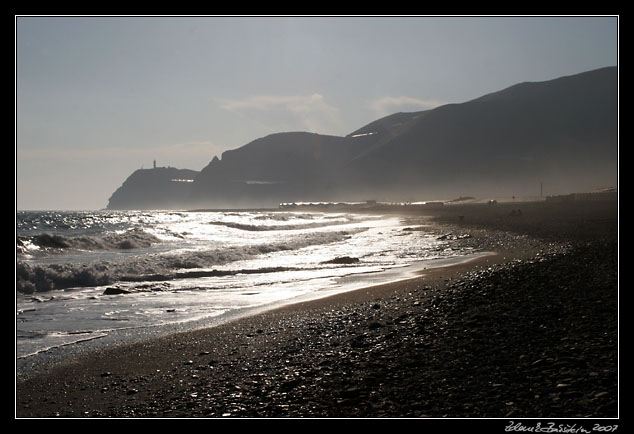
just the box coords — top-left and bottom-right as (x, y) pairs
(15, 248), (494, 378)
(15, 199), (618, 418)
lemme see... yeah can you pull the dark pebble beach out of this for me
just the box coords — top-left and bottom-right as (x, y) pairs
(15, 199), (618, 420)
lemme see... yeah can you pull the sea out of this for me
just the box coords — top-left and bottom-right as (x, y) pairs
(16, 209), (480, 369)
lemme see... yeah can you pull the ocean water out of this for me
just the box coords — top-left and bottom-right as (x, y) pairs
(16, 209), (477, 362)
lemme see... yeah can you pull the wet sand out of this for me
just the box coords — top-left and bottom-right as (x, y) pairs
(15, 198), (618, 419)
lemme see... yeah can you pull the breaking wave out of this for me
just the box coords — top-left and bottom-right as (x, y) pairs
(17, 228), (161, 257)
(16, 229), (363, 294)
(207, 219), (353, 232)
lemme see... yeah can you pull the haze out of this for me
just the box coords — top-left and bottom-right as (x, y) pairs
(15, 16), (618, 210)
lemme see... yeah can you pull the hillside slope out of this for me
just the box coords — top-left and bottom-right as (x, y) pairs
(108, 66), (618, 209)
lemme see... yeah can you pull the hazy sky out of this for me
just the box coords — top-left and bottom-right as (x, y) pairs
(15, 15), (618, 210)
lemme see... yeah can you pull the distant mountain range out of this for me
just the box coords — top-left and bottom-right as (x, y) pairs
(107, 66), (618, 210)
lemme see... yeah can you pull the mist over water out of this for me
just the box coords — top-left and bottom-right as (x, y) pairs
(16, 210), (477, 361)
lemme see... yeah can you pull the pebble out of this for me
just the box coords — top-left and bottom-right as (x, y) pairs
(15, 204), (618, 418)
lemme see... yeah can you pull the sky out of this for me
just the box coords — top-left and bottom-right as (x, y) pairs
(15, 15), (618, 210)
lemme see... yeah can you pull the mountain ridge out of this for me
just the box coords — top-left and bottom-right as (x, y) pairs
(106, 66), (618, 210)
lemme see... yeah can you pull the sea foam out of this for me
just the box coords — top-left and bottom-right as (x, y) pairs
(17, 228), (161, 256)
(16, 227), (364, 293)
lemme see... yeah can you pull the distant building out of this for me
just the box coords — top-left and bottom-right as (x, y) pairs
(153, 160), (157, 169)
(571, 191), (618, 202)
(546, 189), (617, 202)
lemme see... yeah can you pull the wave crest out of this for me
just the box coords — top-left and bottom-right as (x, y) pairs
(16, 229), (363, 293)
(17, 229), (161, 256)
(207, 218), (353, 232)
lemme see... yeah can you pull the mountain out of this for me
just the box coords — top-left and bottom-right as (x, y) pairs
(341, 66), (618, 200)
(108, 66), (618, 210)
(188, 131), (374, 208)
(107, 166), (199, 210)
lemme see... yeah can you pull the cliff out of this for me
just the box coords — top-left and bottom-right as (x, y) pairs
(107, 167), (199, 210)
